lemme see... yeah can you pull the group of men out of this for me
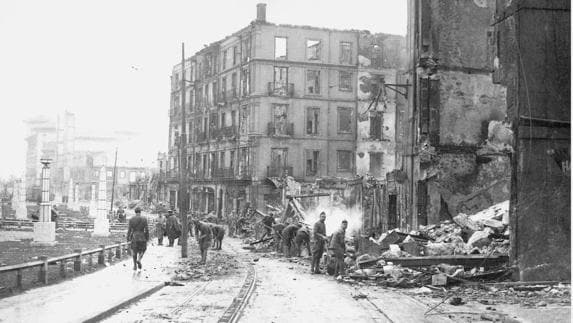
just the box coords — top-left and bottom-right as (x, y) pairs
(126, 208), (228, 270)
(267, 211), (348, 277)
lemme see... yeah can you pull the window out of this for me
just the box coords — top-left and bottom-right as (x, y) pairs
(369, 152), (383, 177)
(274, 66), (288, 86)
(230, 150), (235, 170)
(337, 150), (353, 171)
(370, 112), (383, 140)
(272, 104), (289, 135)
(340, 42), (352, 64)
(233, 46), (238, 65)
(120, 171), (125, 178)
(241, 67), (250, 96)
(242, 35), (252, 62)
(188, 122), (192, 142)
(231, 110), (237, 127)
(305, 150), (320, 176)
(221, 76), (227, 98)
(306, 40), (321, 60)
(275, 37), (287, 59)
(220, 151), (225, 168)
(221, 112), (226, 127)
(205, 83), (210, 105)
(339, 71), (352, 91)
(222, 49), (227, 70)
(338, 107), (352, 133)
(306, 70), (321, 94)
(231, 72), (237, 97)
(306, 107), (320, 135)
(129, 172), (136, 182)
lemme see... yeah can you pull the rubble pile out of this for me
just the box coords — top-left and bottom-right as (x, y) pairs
(173, 253), (239, 281)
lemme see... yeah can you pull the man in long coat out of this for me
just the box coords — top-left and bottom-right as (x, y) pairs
(165, 210), (181, 247)
(311, 212), (328, 274)
(127, 207), (149, 271)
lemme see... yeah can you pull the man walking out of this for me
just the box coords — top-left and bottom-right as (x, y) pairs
(329, 219), (347, 277)
(127, 207), (149, 271)
(155, 212), (166, 245)
(311, 211), (328, 274)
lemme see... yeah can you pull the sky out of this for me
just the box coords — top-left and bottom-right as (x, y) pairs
(0, 0), (407, 180)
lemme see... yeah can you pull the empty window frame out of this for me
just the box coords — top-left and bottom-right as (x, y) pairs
(337, 150), (353, 172)
(222, 49), (227, 70)
(339, 71), (352, 91)
(369, 152), (383, 177)
(337, 107), (352, 133)
(306, 107), (320, 135)
(370, 112), (383, 140)
(241, 67), (250, 96)
(306, 70), (321, 95)
(275, 37), (287, 60)
(233, 46), (238, 65)
(305, 150), (320, 176)
(231, 72), (238, 97)
(306, 40), (321, 60)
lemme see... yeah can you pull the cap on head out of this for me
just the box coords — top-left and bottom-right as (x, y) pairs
(342, 220), (348, 224)
(135, 207), (141, 214)
(320, 211), (326, 216)
(168, 210), (173, 214)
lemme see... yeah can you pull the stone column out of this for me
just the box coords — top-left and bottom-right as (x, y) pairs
(88, 182), (97, 217)
(14, 179), (27, 219)
(33, 159), (56, 245)
(93, 166), (109, 236)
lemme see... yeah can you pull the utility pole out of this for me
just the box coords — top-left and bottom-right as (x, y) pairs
(179, 43), (189, 258)
(110, 148), (118, 213)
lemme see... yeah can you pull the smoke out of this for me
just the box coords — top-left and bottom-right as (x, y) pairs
(303, 198), (363, 237)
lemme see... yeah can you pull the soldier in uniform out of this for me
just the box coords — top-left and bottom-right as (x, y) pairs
(127, 207), (149, 271)
(294, 225), (311, 257)
(272, 222), (286, 252)
(281, 223), (302, 257)
(329, 220), (348, 277)
(311, 212), (328, 274)
(155, 212), (166, 245)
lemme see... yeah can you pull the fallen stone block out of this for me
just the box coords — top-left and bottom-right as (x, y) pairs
(454, 213), (482, 231)
(431, 273), (447, 286)
(467, 228), (493, 249)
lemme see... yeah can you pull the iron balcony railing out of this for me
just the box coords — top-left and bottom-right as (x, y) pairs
(267, 122), (294, 136)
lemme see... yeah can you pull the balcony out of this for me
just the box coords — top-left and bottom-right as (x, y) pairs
(238, 165), (251, 180)
(212, 168), (234, 179)
(268, 82), (294, 97)
(267, 122), (294, 137)
(221, 126), (238, 138)
(267, 166), (293, 177)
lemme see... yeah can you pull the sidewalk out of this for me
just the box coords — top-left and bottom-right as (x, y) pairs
(0, 243), (181, 323)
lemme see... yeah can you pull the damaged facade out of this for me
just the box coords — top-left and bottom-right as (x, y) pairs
(393, 0), (511, 233)
(492, 0), (570, 281)
(166, 4), (406, 216)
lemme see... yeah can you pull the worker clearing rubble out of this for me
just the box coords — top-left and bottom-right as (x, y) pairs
(311, 211), (328, 274)
(210, 224), (225, 250)
(260, 212), (276, 240)
(272, 222), (286, 252)
(329, 219), (347, 277)
(193, 220), (212, 264)
(282, 223), (302, 257)
(294, 225), (311, 257)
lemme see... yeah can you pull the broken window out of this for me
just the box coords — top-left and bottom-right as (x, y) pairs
(306, 40), (321, 60)
(230, 150), (235, 170)
(240, 105), (249, 134)
(205, 54), (213, 76)
(273, 104), (288, 135)
(270, 148), (288, 176)
(221, 76), (227, 98)
(202, 154), (207, 176)
(210, 152), (217, 175)
(210, 113), (218, 133)
(339, 71), (352, 91)
(272, 66), (289, 95)
(174, 73), (179, 89)
(338, 107), (352, 133)
(220, 151), (225, 168)
(306, 107), (320, 135)
(305, 150), (320, 176)
(221, 112), (226, 128)
(205, 83), (210, 106)
(188, 122), (192, 143)
(370, 112), (383, 140)
(233, 46), (238, 65)
(222, 49), (227, 70)
(231, 72), (237, 97)
(337, 150), (352, 172)
(241, 67), (250, 96)
(242, 34), (252, 62)
(306, 70), (321, 94)
(369, 152), (383, 177)
(231, 110), (237, 127)
(275, 37), (287, 60)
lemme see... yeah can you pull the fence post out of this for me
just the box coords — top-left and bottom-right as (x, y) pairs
(115, 242), (122, 259)
(39, 256), (48, 284)
(108, 248), (114, 263)
(98, 245), (105, 265)
(60, 260), (67, 278)
(74, 249), (82, 272)
(16, 269), (23, 289)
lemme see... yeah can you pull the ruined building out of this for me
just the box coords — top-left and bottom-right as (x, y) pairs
(164, 4), (405, 216)
(391, 0), (510, 232)
(493, 0), (570, 281)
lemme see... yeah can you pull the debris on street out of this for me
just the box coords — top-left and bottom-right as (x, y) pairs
(172, 253), (239, 282)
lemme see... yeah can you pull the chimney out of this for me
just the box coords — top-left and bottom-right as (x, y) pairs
(256, 3), (267, 23)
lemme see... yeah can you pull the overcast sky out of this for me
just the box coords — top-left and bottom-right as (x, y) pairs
(0, 0), (406, 180)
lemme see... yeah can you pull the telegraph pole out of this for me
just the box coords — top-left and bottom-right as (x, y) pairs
(179, 43), (189, 258)
(110, 148), (118, 213)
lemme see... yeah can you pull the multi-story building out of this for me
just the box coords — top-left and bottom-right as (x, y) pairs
(167, 4), (376, 216)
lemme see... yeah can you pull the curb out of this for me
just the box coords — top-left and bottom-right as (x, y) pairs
(82, 281), (166, 323)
